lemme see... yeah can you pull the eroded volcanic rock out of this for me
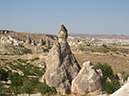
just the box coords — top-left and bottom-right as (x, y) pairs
(71, 61), (105, 95)
(45, 25), (81, 95)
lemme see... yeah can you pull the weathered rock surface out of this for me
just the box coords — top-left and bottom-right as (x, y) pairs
(116, 73), (123, 84)
(111, 82), (129, 96)
(57, 25), (68, 43)
(38, 38), (44, 46)
(0, 30), (9, 34)
(31, 40), (36, 46)
(45, 37), (50, 46)
(45, 25), (81, 95)
(71, 61), (105, 95)
(0, 35), (24, 46)
(26, 35), (31, 44)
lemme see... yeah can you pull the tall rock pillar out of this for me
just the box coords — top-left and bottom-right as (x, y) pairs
(45, 25), (81, 95)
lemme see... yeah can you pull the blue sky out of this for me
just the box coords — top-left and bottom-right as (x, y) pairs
(0, 0), (129, 35)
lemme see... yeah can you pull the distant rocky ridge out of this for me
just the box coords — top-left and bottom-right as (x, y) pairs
(69, 33), (129, 39)
(0, 30), (58, 54)
(0, 30), (57, 45)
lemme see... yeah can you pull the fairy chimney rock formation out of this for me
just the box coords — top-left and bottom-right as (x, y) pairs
(39, 38), (44, 46)
(26, 35), (31, 44)
(31, 40), (36, 46)
(45, 25), (81, 95)
(45, 37), (50, 46)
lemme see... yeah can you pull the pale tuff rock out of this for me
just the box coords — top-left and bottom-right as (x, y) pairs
(96, 69), (103, 77)
(45, 37), (50, 46)
(26, 35), (31, 44)
(31, 40), (36, 46)
(106, 77), (111, 83)
(0, 30), (9, 34)
(39, 75), (45, 83)
(71, 61), (105, 95)
(127, 77), (129, 83)
(0, 36), (24, 46)
(45, 25), (81, 95)
(38, 38), (44, 46)
(116, 73), (124, 84)
(111, 83), (129, 96)
(1, 30), (4, 34)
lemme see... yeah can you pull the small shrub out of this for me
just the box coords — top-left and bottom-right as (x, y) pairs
(0, 67), (8, 81)
(102, 79), (120, 94)
(37, 79), (57, 95)
(122, 72), (129, 82)
(94, 63), (113, 80)
(0, 59), (7, 61)
(79, 46), (86, 51)
(17, 59), (21, 61)
(18, 44), (24, 47)
(13, 60), (17, 63)
(115, 52), (119, 54)
(91, 49), (95, 52)
(31, 57), (39, 62)
(111, 47), (118, 52)
(3, 53), (8, 55)
(102, 44), (107, 48)
(10, 73), (23, 95)
(85, 88), (89, 94)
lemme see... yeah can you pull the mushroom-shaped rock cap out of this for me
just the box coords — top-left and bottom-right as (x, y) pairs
(57, 25), (68, 39)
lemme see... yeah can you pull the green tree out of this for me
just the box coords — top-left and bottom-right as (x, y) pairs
(102, 79), (120, 94)
(0, 67), (8, 82)
(10, 73), (23, 96)
(94, 63), (113, 80)
(22, 77), (37, 96)
(102, 44), (107, 48)
(37, 79), (57, 95)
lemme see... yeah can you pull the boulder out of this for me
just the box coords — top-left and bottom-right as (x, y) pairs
(116, 73), (123, 84)
(71, 61), (105, 95)
(45, 25), (81, 95)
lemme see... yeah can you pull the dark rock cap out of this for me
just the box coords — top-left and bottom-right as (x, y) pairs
(57, 25), (68, 39)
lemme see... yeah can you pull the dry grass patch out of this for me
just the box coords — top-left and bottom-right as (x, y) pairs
(74, 53), (129, 74)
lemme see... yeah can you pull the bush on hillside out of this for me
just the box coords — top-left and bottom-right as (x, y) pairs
(36, 79), (57, 95)
(0, 67), (8, 82)
(102, 79), (120, 94)
(122, 72), (129, 82)
(10, 73), (23, 95)
(94, 63), (113, 80)
(42, 45), (52, 52)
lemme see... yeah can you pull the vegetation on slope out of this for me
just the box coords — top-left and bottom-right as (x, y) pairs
(0, 58), (56, 95)
(94, 63), (121, 94)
